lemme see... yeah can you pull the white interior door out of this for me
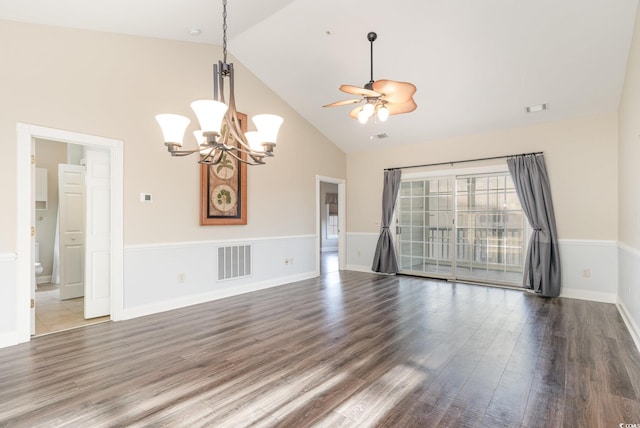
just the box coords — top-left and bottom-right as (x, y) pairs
(84, 149), (111, 319)
(58, 164), (86, 300)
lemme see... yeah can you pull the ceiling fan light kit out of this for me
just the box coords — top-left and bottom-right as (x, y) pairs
(324, 31), (416, 125)
(155, 0), (283, 166)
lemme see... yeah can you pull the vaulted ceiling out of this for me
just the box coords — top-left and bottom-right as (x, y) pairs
(1, 0), (637, 153)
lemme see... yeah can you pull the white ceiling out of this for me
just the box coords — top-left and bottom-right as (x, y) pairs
(1, 0), (637, 153)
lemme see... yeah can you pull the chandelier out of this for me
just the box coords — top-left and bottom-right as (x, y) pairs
(155, 0), (283, 165)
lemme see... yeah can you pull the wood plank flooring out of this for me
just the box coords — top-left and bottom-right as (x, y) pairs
(1, 271), (639, 427)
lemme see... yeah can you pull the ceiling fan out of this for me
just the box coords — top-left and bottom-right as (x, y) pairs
(323, 32), (417, 124)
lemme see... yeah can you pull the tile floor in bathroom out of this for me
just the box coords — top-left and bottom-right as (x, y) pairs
(35, 283), (110, 336)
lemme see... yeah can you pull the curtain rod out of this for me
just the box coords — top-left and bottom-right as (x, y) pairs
(384, 151), (544, 171)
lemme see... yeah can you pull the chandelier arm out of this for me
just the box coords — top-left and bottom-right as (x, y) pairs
(224, 116), (264, 156)
(226, 147), (266, 166)
(218, 62), (256, 153)
(167, 147), (201, 157)
(199, 147), (225, 165)
(198, 148), (216, 164)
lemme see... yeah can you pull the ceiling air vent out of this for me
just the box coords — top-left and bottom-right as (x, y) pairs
(525, 103), (548, 113)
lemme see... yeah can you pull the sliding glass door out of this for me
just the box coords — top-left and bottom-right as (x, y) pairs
(398, 177), (454, 276)
(397, 171), (527, 286)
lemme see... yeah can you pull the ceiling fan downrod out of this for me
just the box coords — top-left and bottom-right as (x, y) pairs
(366, 31), (377, 90)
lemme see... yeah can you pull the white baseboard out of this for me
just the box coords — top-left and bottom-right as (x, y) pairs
(346, 264), (374, 273)
(617, 301), (640, 353)
(559, 287), (616, 303)
(0, 331), (23, 349)
(121, 271), (317, 320)
(321, 247), (338, 252)
(36, 275), (51, 285)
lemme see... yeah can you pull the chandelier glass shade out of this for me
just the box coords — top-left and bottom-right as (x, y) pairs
(155, 0), (283, 166)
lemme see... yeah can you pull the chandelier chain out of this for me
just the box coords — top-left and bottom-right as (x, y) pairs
(222, 0), (228, 64)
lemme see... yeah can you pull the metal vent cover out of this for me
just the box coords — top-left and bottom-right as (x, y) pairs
(217, 244), (251, 281)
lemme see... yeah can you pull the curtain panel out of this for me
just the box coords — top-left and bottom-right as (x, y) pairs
(507, 154), (561, 297)
(372, 169), (402, 274)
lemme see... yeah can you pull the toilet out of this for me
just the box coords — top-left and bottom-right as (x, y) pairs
(35, 241), (43, 276)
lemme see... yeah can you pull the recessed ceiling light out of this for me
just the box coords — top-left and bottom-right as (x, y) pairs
(525, 103), (549, 113)
(189, 28), (202, 36)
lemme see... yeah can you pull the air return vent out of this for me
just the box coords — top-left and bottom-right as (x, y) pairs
(218, 244), (252, 281)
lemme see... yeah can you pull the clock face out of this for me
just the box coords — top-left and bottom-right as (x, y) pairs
(211, 184), (237, 213)
(213, 153), (236, 180)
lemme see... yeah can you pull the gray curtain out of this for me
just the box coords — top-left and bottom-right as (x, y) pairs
(372, 169), (402, 273)
(507, 154), (561, 297)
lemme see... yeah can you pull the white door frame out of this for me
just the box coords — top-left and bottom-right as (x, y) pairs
(315, 175), (346, 275)
(16, 123), (124, 344)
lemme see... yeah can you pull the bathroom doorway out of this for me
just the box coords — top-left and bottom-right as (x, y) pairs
(34, 138), (110, 336)
(33, 139), (110, 335)
(16, 123), (124, 343)
(316, 176), (346, 275)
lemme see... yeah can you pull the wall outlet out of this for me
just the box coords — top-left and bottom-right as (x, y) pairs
(582, 269), (590, 278)
(284, 258), (294, 265)
(178, 273), (185, 283)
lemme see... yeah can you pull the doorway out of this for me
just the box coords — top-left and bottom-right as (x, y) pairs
(16, 123), (124, 344)
(33, 139), (111, 335)
(316, 176), (346, 275)
(396, 168), (529, 286)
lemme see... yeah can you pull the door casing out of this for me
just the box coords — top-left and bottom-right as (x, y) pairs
(16, 123), (124, 344)
(316, 175), (346, 275)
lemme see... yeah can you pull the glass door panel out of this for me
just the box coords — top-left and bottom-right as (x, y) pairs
(397, 172), (527, 286)
(398, 177), (454, 278)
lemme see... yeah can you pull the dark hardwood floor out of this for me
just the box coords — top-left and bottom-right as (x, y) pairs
(1, 271), (639, 427)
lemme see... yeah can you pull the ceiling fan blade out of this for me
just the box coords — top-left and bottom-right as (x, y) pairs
(339, 84), (380, 98)
(349, 105), (363, 119)
(372, 80), (417, 104)
(386, 99), (418, 115)
(323, 99), (362, 108)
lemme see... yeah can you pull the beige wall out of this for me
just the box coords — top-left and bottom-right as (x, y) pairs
(0, 20), (345, 252)
(617, 2), (640, 342)
(347, 113), (618, 240)
(619, 5), (640, 251)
